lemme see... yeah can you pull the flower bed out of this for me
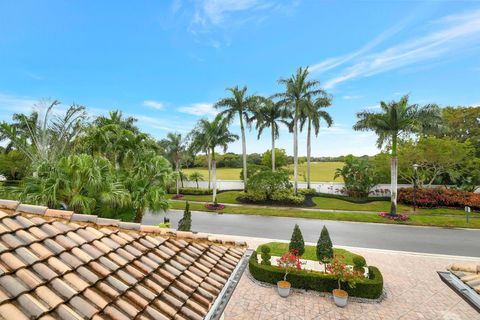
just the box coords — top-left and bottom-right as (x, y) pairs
(378, 212), (409, 221)
(205, 203), (225, 210)
(171, 194), (184, 199)
(249, 250), (383, 299)
(398, 187), (480, 211)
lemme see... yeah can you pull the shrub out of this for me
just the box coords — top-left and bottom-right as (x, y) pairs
(378, 212), (409, 221)
(398, 187), (479, 211)
(172, 194), (184, 199)
(179, 187), (211, 195)
(158, 222), (171, 228)
(247, 170), (291, 199)
(178, 201), (192, 231)
(271, 189), (305, 206)
(236, 191), (267, 203)
(260, 245), (271, 265)
(289, 224), (305, 256)
(298, 188), (317, 196)
(240, 164), (270, 180)
(353, 255), (367, 272)
(316, 226), (333, 263)
(334, 155), (377, 198)
(249, 251), (383, 299)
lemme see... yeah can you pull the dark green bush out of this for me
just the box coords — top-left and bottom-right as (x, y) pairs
(179, 187), (212, 195)
(316, 226), (333, 263)
(260, 245), (271, 265)
(353, 255), (367, 272)
(271, 189), (305, 206)
(247, 170), (291, 199)
(178, 201), (192, 231)
(289, 224), (305, 256)
(249, 252), (383, 299)
(236, 191), (267, 203)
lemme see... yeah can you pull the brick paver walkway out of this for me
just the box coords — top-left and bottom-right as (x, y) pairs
(224, 246), (480, 319)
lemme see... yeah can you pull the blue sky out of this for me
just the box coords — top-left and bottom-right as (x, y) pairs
(1, 0), (480, 156)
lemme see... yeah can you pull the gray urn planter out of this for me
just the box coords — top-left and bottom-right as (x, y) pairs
(277, 281), (291, 298)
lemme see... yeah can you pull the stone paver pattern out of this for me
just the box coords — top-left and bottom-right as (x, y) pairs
(224, 246), (480, 320)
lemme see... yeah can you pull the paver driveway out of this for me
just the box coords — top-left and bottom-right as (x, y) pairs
(223, 238), (480, 319)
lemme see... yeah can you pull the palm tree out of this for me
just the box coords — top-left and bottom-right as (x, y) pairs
(353, 95), (441, 215)
(122, 150), (174, 222)
(273, 67), (327, 194)
(0, 100), (87, 166)
(300, 97), (333, 189)
(191, 116), (238, 202)
(189, 171), (204, 189)
(20, 154), (130, 214)
(251, 98), (287, 171)
(214, 86), (260, 189)
(161, 133), (186, 196)
(188, 122), (213, 190)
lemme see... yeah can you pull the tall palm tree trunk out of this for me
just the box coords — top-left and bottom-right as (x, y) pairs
(271, 126), (276, 171)
(239, 114), (247, 190)
(306, 120), (311, 189)
(207, 150), (211, 190)
(175, 161), (180, 196)
(390, 135), (398, 215)
(293, 103), (299, 194)
(212, 149), (217, 203)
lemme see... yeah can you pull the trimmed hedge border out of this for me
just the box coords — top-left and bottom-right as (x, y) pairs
(179, 187), (212, 195)
(315, 192), (390, 203)
(249, 251), (383, 299)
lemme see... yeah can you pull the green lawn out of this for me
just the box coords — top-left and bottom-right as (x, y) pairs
(170, 190), (467, 215)
(182, 162), (343, 182)
(169, 201), (480, 229)
(262, 242), (361, 264)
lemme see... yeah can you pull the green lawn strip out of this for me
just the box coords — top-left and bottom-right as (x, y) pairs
(169, 191), (468, 216)
(262, 242), (360, 265)
(168, 201), (480, 229)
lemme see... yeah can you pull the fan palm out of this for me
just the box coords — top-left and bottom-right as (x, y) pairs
(214, 86), (260, 189)
(273, 67), (327, 193)
(251, 98), (288, 171)
(300, 96), (333, 188)
(353, 95), (441, 215)
(189, 171), (204, 189)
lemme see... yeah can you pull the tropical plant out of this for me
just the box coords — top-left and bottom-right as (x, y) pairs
(334, 155), (377, 198)
(190, 116), (238, 202)
(251, 98), (287, 171)
(277, 250), (302, 281)
(246, 170), (291, 200)
(326, 255), (361, 291)
(0, 150), (30, 180)
(188, 171), (204, 189)
(289, 224), (305, 256)
(122, 150), (174, 222)
(0, 100), (87, 166)
(178, 201), (192, 231)
(274, 67), (327, 193)
(353, 95), (441, 215)
(317, 226), (333, 263)
(300, 96), (333, 188)
(160, 133), (187, 196)
(215, 86), (261, 189)
(261, 148), (287, 169)
(19, 154), (130, 214)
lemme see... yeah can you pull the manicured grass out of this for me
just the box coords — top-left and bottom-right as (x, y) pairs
(182, 167), (242, 180)
(262, 242), (361, 265)
(182, 162), (343, 182)
(169, 191), (239, 203)
(286, 162), (344, 182)
(170, 190), (468, 215)
(168, 201), (480, 229)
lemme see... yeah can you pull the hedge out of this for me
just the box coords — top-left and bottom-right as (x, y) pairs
(179, 187), (212, 195)
(249, 251), (383, 299)
(398, 187), (480, 211)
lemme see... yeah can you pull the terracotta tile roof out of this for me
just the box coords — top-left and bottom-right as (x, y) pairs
(0, 200), (247, 320)
(448, 263), (480, 294)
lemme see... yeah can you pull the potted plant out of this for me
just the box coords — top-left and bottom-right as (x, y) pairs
(326, 255), (361, 307)
(276, 250), (302, 298)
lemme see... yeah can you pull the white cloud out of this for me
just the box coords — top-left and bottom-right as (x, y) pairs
(0, 93), (37, 115)
(177, 103), (217, 116)
(192, 0), (269, 27)
(342, 95), (361, 100)
(143, 100), (164, 110)
(321, 9), (480, 89)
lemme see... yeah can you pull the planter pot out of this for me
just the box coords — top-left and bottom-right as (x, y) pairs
(277, 280), (291, 298)
(333, 289), (348, 307)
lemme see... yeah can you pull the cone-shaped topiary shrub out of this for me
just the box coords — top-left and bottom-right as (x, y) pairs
(260, 245), (271, 265)
(316, 225), (333, 263)
(289, 224), (305, 256)
(178, 201), (192, 231)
